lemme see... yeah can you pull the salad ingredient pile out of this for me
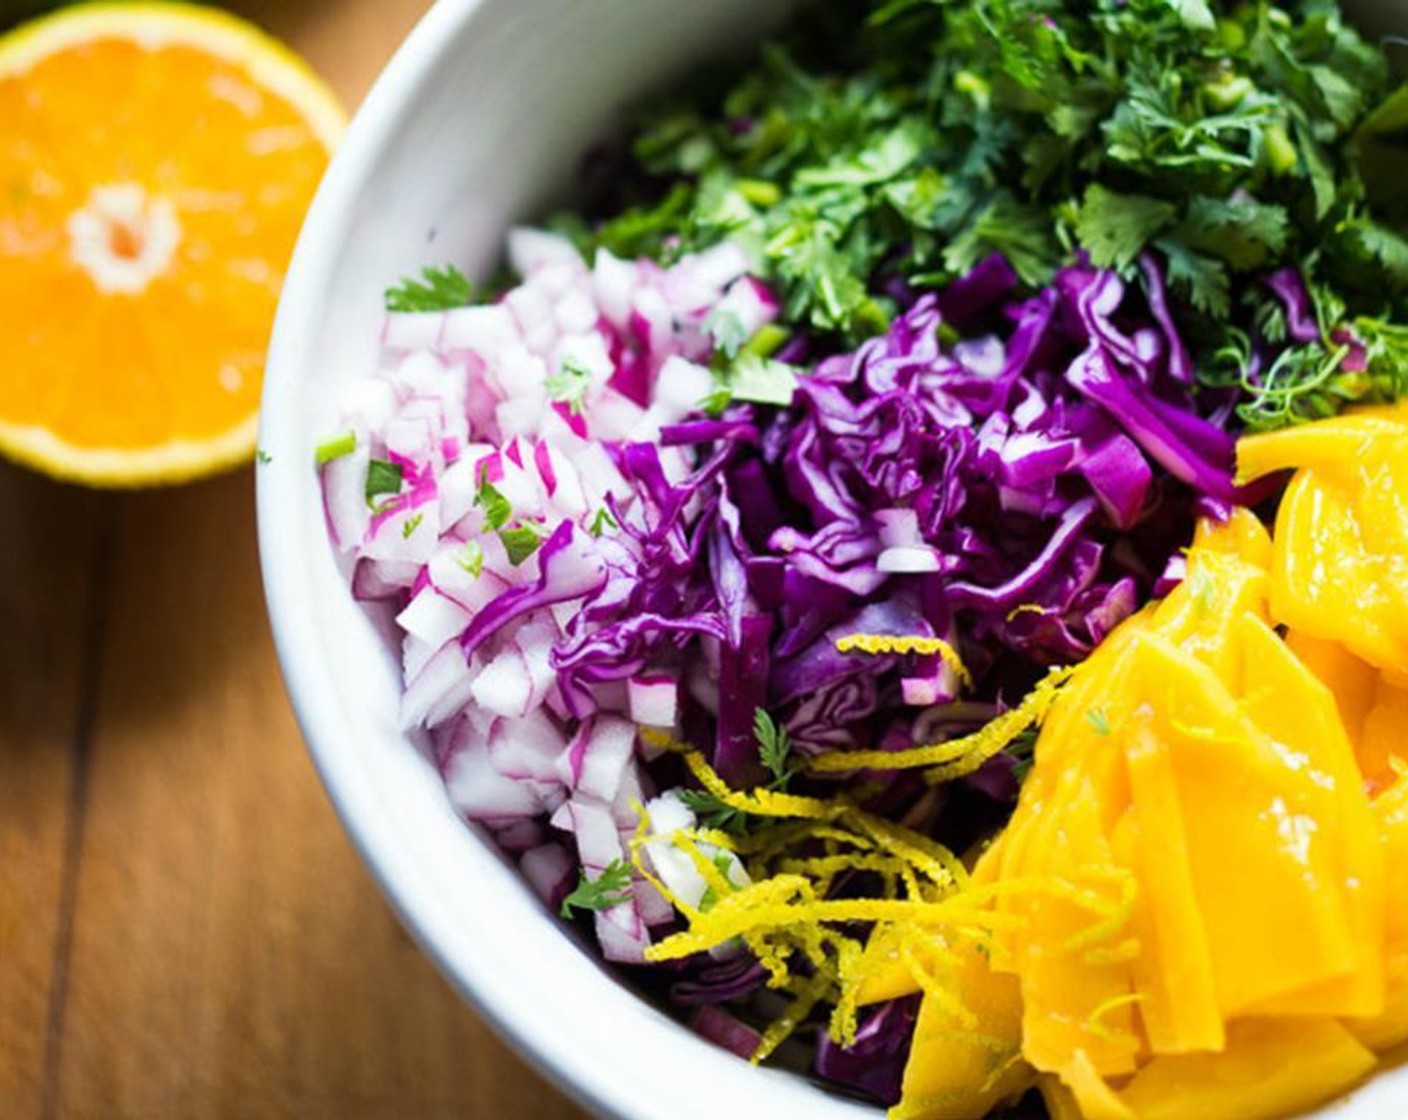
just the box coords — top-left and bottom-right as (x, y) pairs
(320, 2), (1408, 1118)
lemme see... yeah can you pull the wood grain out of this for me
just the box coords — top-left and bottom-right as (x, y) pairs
(0, 467), (103, 1118)
(0, 3), (592, 1118)
(51, 474), (586, 1120)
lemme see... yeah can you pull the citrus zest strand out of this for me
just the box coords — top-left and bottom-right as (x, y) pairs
(805, 665), (1073, 777)
(835, 632), (974, 688)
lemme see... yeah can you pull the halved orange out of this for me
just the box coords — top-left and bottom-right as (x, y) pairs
(0, 2), (343, 486)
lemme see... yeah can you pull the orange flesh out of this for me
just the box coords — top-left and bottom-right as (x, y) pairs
(0, 31), (333, 456)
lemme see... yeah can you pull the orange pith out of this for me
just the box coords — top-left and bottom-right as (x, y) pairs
(0, 4), (343, 485)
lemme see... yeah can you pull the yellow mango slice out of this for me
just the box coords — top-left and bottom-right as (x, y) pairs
(1148, 548), (1269, 681)
(1055, 1050), (1135, 1120)
(1286, 630), (1378, 744)
(1123, 717), (1222, 1053)
(1236, 415), (1408, 485)
(1360, 677), (1408, 796)
(1010, 773), (1141, 1078)
(1348, 777), (1408, 1052)
(1037, 1075), (1085, 1120)
(1116, 1018), (1377, 1120)
(1230, 615), (1385, 1018)
(1271, 468), (1408, 675)
(896, 940), (1031, 1120)
(1131, 633), (1360, 1018)
(1190, 506), (1273, 569)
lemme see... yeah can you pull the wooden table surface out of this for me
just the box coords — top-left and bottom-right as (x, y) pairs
(0, 3), (592, 1117)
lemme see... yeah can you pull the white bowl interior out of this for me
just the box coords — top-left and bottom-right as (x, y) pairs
(257, 1), (1408, 1117)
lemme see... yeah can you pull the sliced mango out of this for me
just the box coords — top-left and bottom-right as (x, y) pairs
(896, 940), (1031, 1119)
(1286, 630), (1378, 744)
(1116, 1019), (1377, 1120)
(1123, 718), (1221, 1053)
(892, 482), (1406, 1120)
(1347, 777), (1408, 1052)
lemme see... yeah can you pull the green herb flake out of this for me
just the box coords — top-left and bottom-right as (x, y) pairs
(678, 788), (748, 836)
(698, 851), (740, 912)
(384, 264), (473, 312)
(401, 513), (424, 539)
(589, 506), (619, 538)
(728, 353), (799, 407)
(474, 475), (512, 530)
(705, 309), (750, 358)
(543, 358), (594, 415)
(315, 430), (357, 466)
(1086, 708), (1111, 736)
(755, 708), (793, 784)
(697, 385), (736, 417)
(455, 539), (485, 577)
(255, 449), (272, 466)
(559, 859), (634, 918)
(498, 524), (543, 566)
(364, 459), (404, 507)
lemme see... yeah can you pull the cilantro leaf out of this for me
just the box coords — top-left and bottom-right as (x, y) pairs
(1172, 195), (1289, 272)
(1156, 238), (1230, 319)
(588, 507), (618, 538)
(365, 459), (404, 507)
(678, 789), (748, 836)
(384, 264), (473, 312)
(498, 525), (543, 566)
(543, 358), (594, 414)
(455, 540), (485, 577)
(728, 353), (800, 407)
(559, 859), (633, 918)
(1085, 707), (1111, 735)
(705, 309), (750, 358)
(941, 197), (1058, 287)
(401, 513), (424, 539)
(1072, 185), (1178, 271)
(754, 708), (793, 784)
(474, 476), (512, 530)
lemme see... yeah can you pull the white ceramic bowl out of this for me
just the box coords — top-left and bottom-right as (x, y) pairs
(257, 2), (1408, 1118)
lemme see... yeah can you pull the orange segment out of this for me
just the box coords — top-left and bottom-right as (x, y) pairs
(0, 3), (342, 485)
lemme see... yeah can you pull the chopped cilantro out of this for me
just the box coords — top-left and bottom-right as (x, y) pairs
(697, 385), (736, 417)
(474, 474), (512, 530)
(1006, 726), (1039, 784)
(588, 506), (618, 538)
(255, 449), (272, 466)
(384, 264), (473, 312)
(698, 851), (740, 912)
(1085, 708), (1111, 736)
(754, 708), (793, 784)
(728, 353), (799, 407)
(401, 513), (424, 539)
(569, 0), (1408, 427)
(1070, 185), (1177, 272)
(315, 430), (356, 466)
(543, 358), (594, 414)
(1188, 568), (1218, 611)
(678, 788), (748, 836)
(364, 459), (404, 506)
(498, 524), (543, 566)
(559, 859), (633, 917)
(705, 308), (750, 358)
(455, 540), (484, 577)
